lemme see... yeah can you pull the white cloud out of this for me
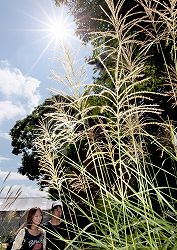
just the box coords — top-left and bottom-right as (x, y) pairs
(0, 170), (28, 181)
(0, 62), (41, 125)
(0, 155), (11, 162)
(0, 184), (47, 197)
(0, 65), (41, 107)
(0, 185), (50, 211)
(0, 100), (26, 125)
(0, 60), (10, 68)
(0, 132), (11, 140)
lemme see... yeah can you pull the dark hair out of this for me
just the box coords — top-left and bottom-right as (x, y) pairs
(51, 201), (62, 211)
(51, 205), (62, 212)
(26, 207), (43, 229)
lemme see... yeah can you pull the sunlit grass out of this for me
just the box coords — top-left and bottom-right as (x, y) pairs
(34, 0), (177, 249)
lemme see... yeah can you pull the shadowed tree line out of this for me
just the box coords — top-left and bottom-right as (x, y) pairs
(10, 0), (177, 204)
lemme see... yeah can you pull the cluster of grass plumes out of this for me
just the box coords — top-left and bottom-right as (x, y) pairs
(0, 175), (23, 245)
(35, 0), (177, 249)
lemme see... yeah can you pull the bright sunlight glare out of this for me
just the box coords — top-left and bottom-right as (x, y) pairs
(46, 18), (73, 43)
(38, 4), (77, 45)
(19, 2), (78, 71)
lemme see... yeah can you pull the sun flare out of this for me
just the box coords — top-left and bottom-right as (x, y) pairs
(46, 18), (73, 43)
(21, 3), (77, 71)
(39, 4), (76, 47)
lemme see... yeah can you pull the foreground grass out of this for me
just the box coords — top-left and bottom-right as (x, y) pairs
(34, 0), (177, 249)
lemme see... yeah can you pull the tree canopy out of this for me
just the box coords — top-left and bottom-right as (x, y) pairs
(10, 0), (177, 197)
(10, 95), (76, 185)
(9, 2), (177, 246)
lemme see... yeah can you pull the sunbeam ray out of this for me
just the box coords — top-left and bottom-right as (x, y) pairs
(15, 1), (76, 71)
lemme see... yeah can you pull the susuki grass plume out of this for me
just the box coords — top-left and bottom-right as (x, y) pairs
(0, 174), (23, 244)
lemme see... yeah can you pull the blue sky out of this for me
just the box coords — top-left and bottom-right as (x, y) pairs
(0, 0), (93, 203)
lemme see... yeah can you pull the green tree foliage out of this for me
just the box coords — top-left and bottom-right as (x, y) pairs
(10, 0), (177, 198)
(55, 0), (139, 41)
(10, 95), (76, 186)
(54, 0), (177, 145)
(10, 2), (177, 246)
(53, 0), (177, 207)
(55, 0), (175, 106)
(10, 106), (43, 181)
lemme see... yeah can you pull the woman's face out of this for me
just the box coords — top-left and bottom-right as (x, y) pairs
(32, 209), (42, 226)
(53, 206), (62, 218)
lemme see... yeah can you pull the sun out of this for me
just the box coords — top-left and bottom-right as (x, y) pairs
(49, 21), (66, 41)
(21, 3), (78, 70)
(44, 10), (75, 44)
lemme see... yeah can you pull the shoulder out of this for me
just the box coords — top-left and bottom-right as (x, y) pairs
(60, 221), (66, 226)
(39, 227), (46, 235)
(60, 221), (67, 229)
(12, 228), (26, 250)
(17, 228), (26, 237)
(43, 221), (50, 226)
(43, 221), (51, 229)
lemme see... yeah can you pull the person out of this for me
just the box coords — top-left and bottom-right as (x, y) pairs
(43, 201), (67, 250)
(11, 207), (46, 250)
